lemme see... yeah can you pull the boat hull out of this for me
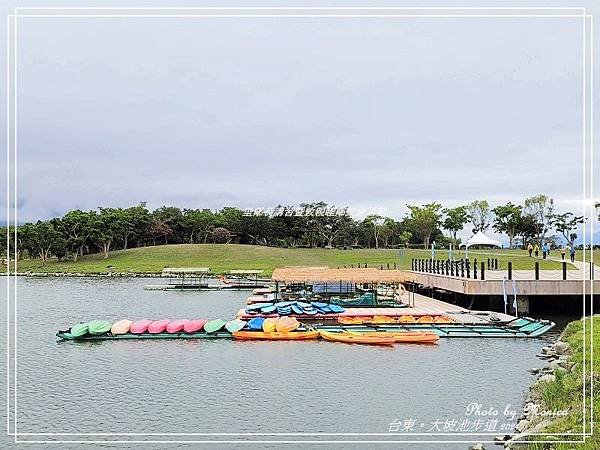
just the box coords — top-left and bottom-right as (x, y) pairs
(232, 330), (319, 341)
(319, 330), (394, 346)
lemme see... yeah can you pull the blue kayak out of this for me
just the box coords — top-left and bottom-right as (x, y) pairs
(274, 301), (296, 307)
(312, 302), (328, 308)
(328, 304), (345, 313)
(291, 305), (304, 315)
(261, 305), (277, 314)
(303, 308), (318, 315)
(247, 303), (273, 311)
(277, 308), (291, 316)
(297, 301), (311, 308)
(316, 306), (332, 314)
(247, 317), (265, 330)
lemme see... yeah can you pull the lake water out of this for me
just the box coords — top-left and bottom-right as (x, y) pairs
(2, 277), (568, 448)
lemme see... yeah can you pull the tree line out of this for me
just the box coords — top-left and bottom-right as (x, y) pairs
(0, 195), (586, 262)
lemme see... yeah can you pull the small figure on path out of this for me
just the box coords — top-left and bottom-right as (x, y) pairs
(534, 243), (540, 258)
(570, 245), (576, 263)
(542, 243), (549, 259)
(560, 247), (566, 260)
(527, 243), (533, 257)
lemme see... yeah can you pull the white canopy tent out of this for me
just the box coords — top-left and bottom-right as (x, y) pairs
(461, 231), (502, 248)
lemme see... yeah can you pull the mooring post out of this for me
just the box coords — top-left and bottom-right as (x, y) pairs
(535, 262), (540, 280)
(446, 260), (450, 276)
(394, 262), (397, 269)
(481, 262), (485, 280)
(487, 258), (490, 270)
(387, 263), (389, 270)
(474, 262), (478, 279)
(562, 261), (567, 280)
(495, 258), (498, 270)
(466, 259), (471, 278)
(461, 259), (465, 277)
(508, 261), (512, 280)
(450, 261), (454, 276)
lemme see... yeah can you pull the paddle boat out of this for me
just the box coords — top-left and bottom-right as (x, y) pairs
(204, 319), (227, 333)
(88, 320), (112, 335)
(148, 319), (169, 334)
(111, 319), (132, 335)
(166, 320), (188, 334)
(275, 316), (300, 333)
(130, 319), (152, 334)
(263, 317), (278, 333)
(225, 319), (247, 333)
(183, 319), (207, 333)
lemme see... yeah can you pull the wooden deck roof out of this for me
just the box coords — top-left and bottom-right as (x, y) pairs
(271, 267), (415, 283)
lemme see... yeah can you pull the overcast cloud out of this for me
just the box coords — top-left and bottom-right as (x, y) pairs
(2, 4), (598, 242)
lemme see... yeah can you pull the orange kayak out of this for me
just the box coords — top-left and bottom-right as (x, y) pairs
(337, 317), (366, 325)
(434, 316), (454, 324)
(319, 330), (395, 346)
(348, 331), (439, 344)
(275, 316), (300, 333)
(417, 315), (434, 323)
(371, 315), (395, 324)
(399, 315), (416, 323)
(232, 330), (319, 340)
(262, 317), (277, 332)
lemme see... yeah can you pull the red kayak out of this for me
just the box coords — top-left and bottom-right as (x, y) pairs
(148, 319), (169, 334)
(166, 320), (189, 334)
(130, 319), (152, 334)
(184, 319), (208, 333)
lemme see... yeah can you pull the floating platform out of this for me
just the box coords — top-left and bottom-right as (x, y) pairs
(56, 316), (553, 341)
(144, 284), (269, 291)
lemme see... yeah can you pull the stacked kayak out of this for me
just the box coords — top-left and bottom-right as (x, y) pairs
(337, 315), (454, 325)
(232, 317), (314, 341)
(244, 300), (345, 316)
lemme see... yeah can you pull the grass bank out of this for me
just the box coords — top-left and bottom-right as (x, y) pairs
(521, 316), (599, 449)
(14, 244), (569, 275)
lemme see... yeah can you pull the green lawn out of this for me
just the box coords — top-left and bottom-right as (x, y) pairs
(525, 316), (599, 449)
(13, 244), (570, 275)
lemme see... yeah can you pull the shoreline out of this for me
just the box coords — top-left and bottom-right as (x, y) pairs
(502, 316), (598, 449)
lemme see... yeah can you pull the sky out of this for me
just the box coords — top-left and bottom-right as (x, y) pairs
(2, 3), (599, 243)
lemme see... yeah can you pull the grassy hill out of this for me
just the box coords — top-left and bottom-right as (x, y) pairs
(14, 244), (570, 275)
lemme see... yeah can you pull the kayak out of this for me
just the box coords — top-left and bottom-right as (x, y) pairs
(312, 302), (328, 308)
(261, 305), (277, 314)
(148, 319), (169, 334)
(434, 316), (454, 324)
(275, 316), (300, 333)
(303, 307), (318, 315)
(337, 317), (365, 325)
(399, 315), (417, 323)
(297, 301), (311, 308)
(417, 316), (434, 324)
(348, 331), (439, 344)
(247, 317), (265, 330)
(88, 320), (112, 335)
(166, 320), (188, 334)
(263, 317), (278, 332)
(247, 303), (272, 311)
(319, 330), (395, 346)
(70, 322), (89, 338)
(111, 319), (132, 335)
(183, 319), (208, 333)
(328, 304), (345, 313)
(232, 330), (319, 341)
(371, 316), (394, 324)
(291, 304), (304, 315)
(225, 319), (247, 333)
(130, 319), (152, 334)
(277, 307), (291, 315)
(204, 319), (227, 333)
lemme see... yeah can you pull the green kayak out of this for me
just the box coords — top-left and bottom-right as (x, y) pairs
(204, 319), (227, 333)
(70, 322), (89, 338)
(88, 320), (112, 335)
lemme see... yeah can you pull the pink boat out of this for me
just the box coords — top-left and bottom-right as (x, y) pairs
(130, 319), (152, 334)
(148, 319), (170, 334)
(183, 319), (208, 333)
(166, 320), (189, 334)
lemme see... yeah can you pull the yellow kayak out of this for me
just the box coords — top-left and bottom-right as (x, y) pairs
(319, 330), (395, 346)
(399, 315), (416, 323)
(275, 316), (300, 333)
(232, 330), (319, 340)
(348, 331), (439, 344)
(262, 317), (277, 333)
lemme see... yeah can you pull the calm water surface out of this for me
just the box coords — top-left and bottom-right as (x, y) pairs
(2, 277), (566, 448)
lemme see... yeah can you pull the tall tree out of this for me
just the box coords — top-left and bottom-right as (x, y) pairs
(442, 206), (469, 243)
(523, 194), (554, 243)
(363, 215), (385, 249)
(467, 200), (491, 233)
(405, 203), (442, 248)
(56, 210), (94, 262)
(492, 203), (523, 248)
(550, 212), (584, 246)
